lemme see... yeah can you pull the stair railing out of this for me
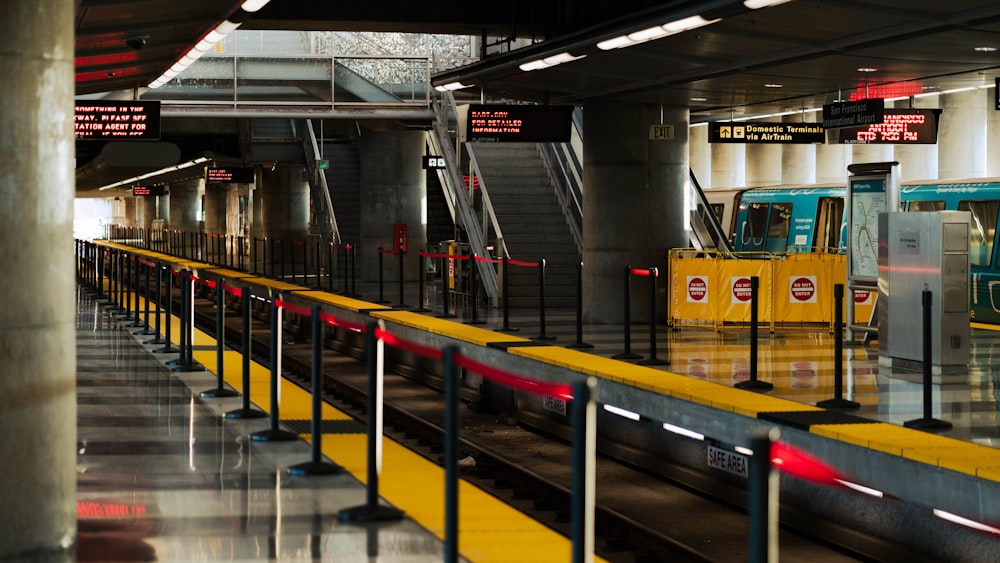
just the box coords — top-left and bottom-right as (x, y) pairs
(429, 91), (500, 306)
(301, 119), (341, 245)
(464, 145), (509, 260)
(538, 140), (584, 255)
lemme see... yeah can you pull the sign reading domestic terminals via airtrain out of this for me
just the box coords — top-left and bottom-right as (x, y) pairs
(206, 167), (255, 183)
(460, 104), (573, 142)
(708, 121), (825, 144)
(75, 101), (161, 140)
(832, 109), (941, 144)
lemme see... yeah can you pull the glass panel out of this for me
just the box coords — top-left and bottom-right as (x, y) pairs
(236, 57), (333, 103)
(146, 55), (235, 101)
(235, 30), (328, 56)
(959, 200), (998, 267)
(740, 203), (768, 250)
(765, 202), (792, 253)
(333, 32), (427, 56)
(909, 200), (945, 211)
(335, 58), (427, 103)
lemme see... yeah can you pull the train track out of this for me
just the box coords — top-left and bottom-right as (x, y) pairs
(182, 291), (917, 563)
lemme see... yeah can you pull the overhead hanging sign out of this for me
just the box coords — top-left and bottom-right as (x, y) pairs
(74, 101), (161, 140)
(207, 166), (255, 183)
(459, 104), (573, 142)
(822, 98), (884, 129)
(708, 121), (825, 144)
(832, 109), (941, 145)
(132, 185), (164, 197)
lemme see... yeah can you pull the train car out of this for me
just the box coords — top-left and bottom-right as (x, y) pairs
(723, 178), (1000, 324)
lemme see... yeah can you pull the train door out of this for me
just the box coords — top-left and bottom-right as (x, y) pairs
(959, 200), (1000, 323)
(739, 202), (791, 253)
(813, 197), (844, 252)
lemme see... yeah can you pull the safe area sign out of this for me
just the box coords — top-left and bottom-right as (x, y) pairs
(708, 121), (824, 144)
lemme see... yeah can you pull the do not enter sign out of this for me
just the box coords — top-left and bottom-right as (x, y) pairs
(687, 276), (708, 303)
(789, 276), (817, 303)
(731, 277), (754, 303)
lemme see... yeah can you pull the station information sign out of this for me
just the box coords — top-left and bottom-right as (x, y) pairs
(422, 155), (446, 169)
(132, 185), (164, 197)
(461, 104), (573, 142)
(822, 98), (884, 129)
(207, 167), (255, 183)
(75, 101), (161, 140)
(832, 109), (941, 144)
(708, 121), (824, 144)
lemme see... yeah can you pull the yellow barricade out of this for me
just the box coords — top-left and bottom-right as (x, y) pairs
(669, 249), (853, 330)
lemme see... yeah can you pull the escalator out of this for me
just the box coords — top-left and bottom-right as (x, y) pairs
(688, 169), (735, 253)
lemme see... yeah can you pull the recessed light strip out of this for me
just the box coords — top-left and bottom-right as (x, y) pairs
(597, 14), (719, 51)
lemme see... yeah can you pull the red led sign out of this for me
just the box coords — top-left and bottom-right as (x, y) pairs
(74, 101), (161, 140)
(464, 104), (573, 142)
(207, 167), (255, 183)
(833, 109), (941, 144)
(132, 185), (164, 196)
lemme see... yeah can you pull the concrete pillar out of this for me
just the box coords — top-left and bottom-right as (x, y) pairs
(137, 196), (157, 229)
(938, 88), (987, 179)
(852, 142), (893, 168)
(167, 178), (203, 233)
(583, 100), (688, 323)
(817, 136), (850, 184)
(123, 196), (137, 227)
(989, 92), (1000, 178)
(745, 119), (782, 187)
(781, 114), (816, 185)
(257, 165), (310, 272)
(0, 0), (75, 558)
(710, 142), (745, 188)
(689, 124), (710, 188)
(893, 98), (939, 181)
(204, 185), (228, 234)
(358, 130), (427, 282)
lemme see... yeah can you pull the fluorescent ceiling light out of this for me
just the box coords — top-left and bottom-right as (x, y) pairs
(628, 26), (669, 42)
(744, 0), (793, 8)
(434, 81), (472, 92)
(520, 52), (587, 72)
(98, 157), (211, 191)
(662, 15), (718, 33)
(597, 35), (632, 50)
(241, 0), (270, 12)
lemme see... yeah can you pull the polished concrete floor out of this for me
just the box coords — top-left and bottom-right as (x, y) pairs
(75, 287), (453, 562)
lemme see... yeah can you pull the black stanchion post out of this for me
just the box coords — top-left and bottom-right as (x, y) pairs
(397, 248), (408, 308)
(613, 266), (642, 360)
(341, 245), (349, 294)
(496, 256), (517, 332)
(350, 244), (358, 297)
(748, 429), (778, 563)
(904, 290), (953, 431)
(465, 255), (485, 325)
(155, 268), (177, 354)
(171, 271), (202, 372)
(147, 262), (165, 344)
(376, 248), (389, 304)
(567, 262), (593, 349)
(280, 239), (287, 280)
(327, 243), (335, 292)
(438, 254), (455, 318)
(413, 251), (431, 312)
(818, 284), (859, 409)
(290, 306), (342, 475)
(202, 282), (240, 398)
(736, 276), (772, 391)
(339, 322), (405, 522)
(443, 345), (459, 563)
(532, 259), (555, 341)
(139, 260), (155, 335)
(226, 287), (267, 419)
(167, 271), (188, 365)
(251, 294), (299, 442)
(639, 267), (668, 366)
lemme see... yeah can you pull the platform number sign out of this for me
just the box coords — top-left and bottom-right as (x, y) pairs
(422, 155), (446, 169)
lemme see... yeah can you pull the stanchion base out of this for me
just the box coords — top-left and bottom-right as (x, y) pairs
(436, 313), (457, 319)
(171, 363), (204, 373)
(374, 299), (392, 304)
(495, 326), (519, 333)
(411, 307), (432, 313)
(904, 417), (953, 431)
(225, 407), (269, 419)
(339, 504), (405, 523)
(639, 357), (670, 366)
(464, 320), (488, 326)
(734, 380), (774, 391)
(816, 398), (860, 409)
(531, 334), (557, 341)
(251, 428), (300, 442)
(153, 346), (178, 354)
(394, 303), (411, 310)
(611, 352), (643, 360)
(136, 329), (157, 336)
(200, 387), (240, 399)
(144, 337), (165, 345)
(288, 461), (343, 476)
(565, 341), (594, 349)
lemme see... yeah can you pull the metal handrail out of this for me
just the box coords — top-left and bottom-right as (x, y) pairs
(302, 119), (341, 244)
(464, 145), (509, 259)
(538, 141), (583, 254)
(429, 92), (500, 305)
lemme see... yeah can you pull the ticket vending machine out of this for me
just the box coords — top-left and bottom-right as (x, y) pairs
(878, 211), (970, 371)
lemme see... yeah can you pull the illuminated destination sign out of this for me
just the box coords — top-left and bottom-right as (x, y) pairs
(833, 109), (941, 144)
(462, 104), (573, 142)
(74, 101), (161, 140)
(708, 121), (825, 144)
(822, 98), (884, 129)
(207, 167), (255, 183)
(132, 185), (164, 196)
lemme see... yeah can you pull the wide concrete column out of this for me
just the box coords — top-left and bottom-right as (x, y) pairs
(781, 115), (816, 185)
(852, 142), (893, 167)
(137, 195), (157, 229)
(710, 142), (745, 188)
(583, 99), (688, 323)
(893, 98), (939, 181)
(938, 89), (987, 179)
(816, 141), (849, 184)
(745, 119), (782, 187)
(689, 124), (710, 187)
(123, 196), (137, 227)
(0, 0), (76, 558)
(989, 93), (1000, 178)
(256, 165), (310, 269)
(204, 185), (228, 234)
(358, 130), (427, 282)
(167, 178), (203, 233)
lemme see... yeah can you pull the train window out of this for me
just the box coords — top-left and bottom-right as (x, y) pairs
(814, 197), (844, 252)
(908, 200), (945, 212)
(958, 200), (998, 267)
(742, 203), (769, 250)
(710, 203), (725, 225)
(765, 203), (792, 253)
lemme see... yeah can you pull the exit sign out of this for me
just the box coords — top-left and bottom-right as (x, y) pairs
(649, 124), (675, 140)
(317, 159), (330, 170)
(422, 155), (446, 169)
